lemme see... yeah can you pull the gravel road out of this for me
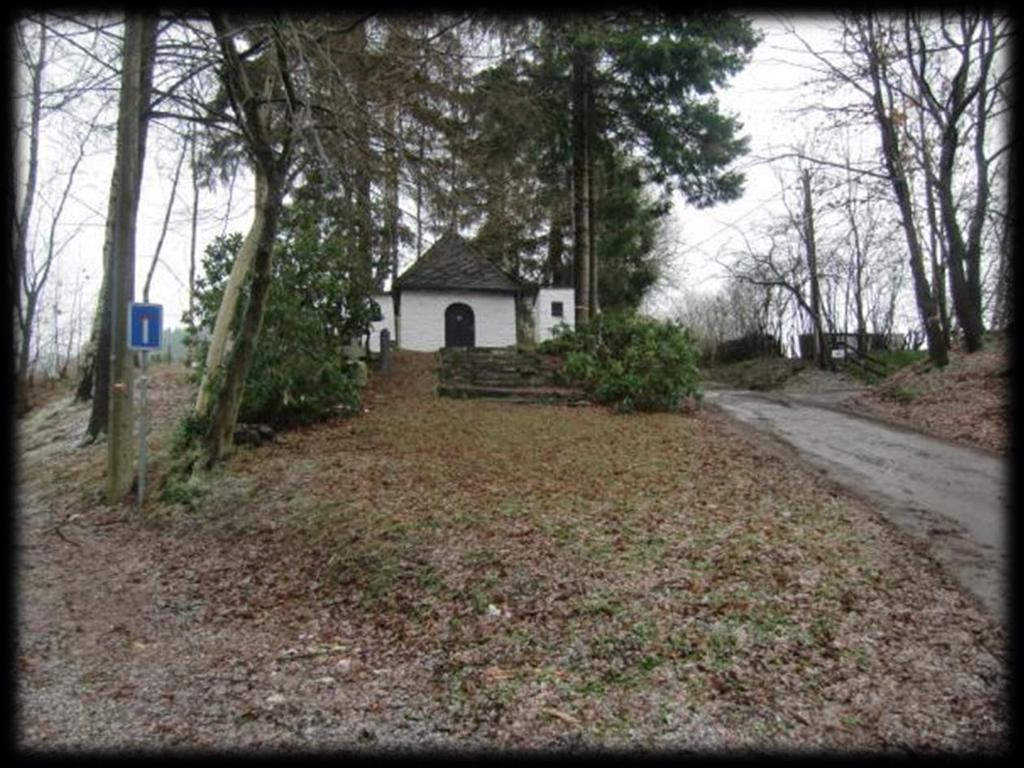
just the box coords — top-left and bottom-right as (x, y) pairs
(704, 389), (1009, 623)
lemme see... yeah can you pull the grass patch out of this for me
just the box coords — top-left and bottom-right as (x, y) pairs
(872, 348), (929, 372)
(159, 470), (209, 510)
(841, 348), (929, 385)
(889, 384), (921, 404)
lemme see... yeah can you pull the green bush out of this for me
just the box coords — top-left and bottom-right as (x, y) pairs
(160, 470), (209, 510)
(187, 225), (372, 429)
(889, 384), (921, 405)
(539, 312), (702, 412)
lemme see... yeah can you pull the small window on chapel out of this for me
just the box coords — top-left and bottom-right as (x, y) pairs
(551, 301), (564, 318)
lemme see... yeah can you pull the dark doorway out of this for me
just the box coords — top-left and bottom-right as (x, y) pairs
(445, 303), (475, 347)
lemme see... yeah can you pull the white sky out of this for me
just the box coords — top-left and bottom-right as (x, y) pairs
(22, 13), (917, 349)
(650, 14), (840, 315)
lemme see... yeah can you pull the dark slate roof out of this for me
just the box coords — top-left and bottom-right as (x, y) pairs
(393, 231), (521, 293)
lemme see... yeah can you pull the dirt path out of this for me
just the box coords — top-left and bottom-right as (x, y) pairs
(704, 389), (1009, 623)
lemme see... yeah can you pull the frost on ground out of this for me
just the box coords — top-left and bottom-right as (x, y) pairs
(15, 355), (1008, 753)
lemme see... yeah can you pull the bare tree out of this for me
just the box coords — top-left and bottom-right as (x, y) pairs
(55, 266), (90, 379)
(13, 17), (49, 415)
(854, 14), (948, 364)
(13, 18), (100, 414)
(784, 11), (1010, 362)
(673, 278), (779, 361)
(901, 12), (1011, 351)
(722, 219), (818, 353)
(142, 137), (188, 302)
(799, 167), (828, 367)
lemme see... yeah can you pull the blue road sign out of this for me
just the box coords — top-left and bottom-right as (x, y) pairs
(129, 303), (163, 350)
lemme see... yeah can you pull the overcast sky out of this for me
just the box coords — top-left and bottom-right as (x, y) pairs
(649, 14), (840, 315)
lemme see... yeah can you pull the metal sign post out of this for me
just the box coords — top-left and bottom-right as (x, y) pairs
(129, 303), (163, 511)
(137, 349), (149, 511)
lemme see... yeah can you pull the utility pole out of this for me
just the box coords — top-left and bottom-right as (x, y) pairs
(106, 15), (153, 503)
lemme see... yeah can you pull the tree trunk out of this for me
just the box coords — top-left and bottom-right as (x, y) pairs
(864, 17), (948, 366)
(937, 114), (986, 352)
(143, 139), (187, 302)
(186, 125), (200, 363)
(992, 127), (1014, 331)
(801, 170), (828, 368)
(351, 22), (375, 289)
(203, 167), (284, 465)
(195, 169), (269, 415)
(846, 201), (867, 351)
(572, 46), (591, 325)
(589, 91), (598, 317)
(546, 206), (565, 286)
(74, 274), (104, 404)
(915, 102), (952, 352)
(16, 294), (40, 415)
(199, 13), (295, 466)
(14, 20), (47, 416)
(78, 14), (156, 436)
(106, 14), (157, 503)
(586, 80), (599, 317)
(924, 164), (952, 351)
(415, 130), (424, 257)
(77, 165), (118, 426)
(904, 11), (997, 354)
(384, 108), (401, 285)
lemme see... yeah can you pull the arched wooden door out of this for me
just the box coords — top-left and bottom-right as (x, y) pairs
(445, 302), (475, 347)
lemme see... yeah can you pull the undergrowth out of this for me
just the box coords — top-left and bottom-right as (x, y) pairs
(539, 313), (702, 412)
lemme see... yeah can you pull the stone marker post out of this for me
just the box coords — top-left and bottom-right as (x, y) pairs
(380, 329), (392, 371)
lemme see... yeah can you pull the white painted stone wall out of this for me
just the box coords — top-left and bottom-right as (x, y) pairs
(398, 289), (517, 351)
(534, 287), (576, 343)
(368, 293), (395, 353)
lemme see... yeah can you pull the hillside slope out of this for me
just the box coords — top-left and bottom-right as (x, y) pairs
(851, 332), (1011, 454)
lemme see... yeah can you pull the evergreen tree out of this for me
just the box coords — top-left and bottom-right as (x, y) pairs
(570, 13), (758, 318)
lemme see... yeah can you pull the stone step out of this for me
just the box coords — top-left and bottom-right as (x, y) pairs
(444, 367), (554, 381)
(443, 364), (543, 375)
(440, 350), (552, 364)
(436, 383), (589, 404)
(441, 365), (544, 377)
(440, 349), (520, 359)
(442, 366), (543, 377)
(437, 348), (569, 397)
(447, 374), (545, 384)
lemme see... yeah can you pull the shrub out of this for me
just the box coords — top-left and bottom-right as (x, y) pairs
(539, 312), (702, 412)
(188, 229), (373, 429)
(889, 384), (921, 405)
(160, 470), (209, 510)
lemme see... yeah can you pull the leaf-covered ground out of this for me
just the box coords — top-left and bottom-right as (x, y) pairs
(850, 332), (1011, 455)
(16, 353), (1008, 753)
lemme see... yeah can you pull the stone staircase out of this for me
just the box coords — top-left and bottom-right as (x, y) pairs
(437, 347), (589, 404)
